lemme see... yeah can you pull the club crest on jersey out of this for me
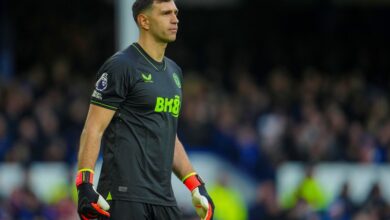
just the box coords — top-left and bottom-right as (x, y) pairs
(96, 72), (108, 91)
(172, 73), (181, 88)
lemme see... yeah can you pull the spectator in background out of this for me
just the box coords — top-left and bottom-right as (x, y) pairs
(286, 198), (322, 220)
(294, 101), (333, 162)
(366, 96), (388, 136)
(266, 69), (293, 116)
(25, 63), (49, 98)
(64, 97), (89, 164)
(235, 122), (259, 175)
(3, 81), (34, 140)
(209, 172), (248, 220)
(47, 169), (79, 220)
(211, 97), (240, 163)
(16, 116), (41, 161)
(357, 135), (378, 164)
(8, 184), (50, 219)
(43, 138), (67, 162)
(357, 182), (389, 220)
(0, 196), (11, 220)
(257, 110), (287, 167)
(178, 74), (215, 146)
(346, 122), (365, 162)
(249, 180), (284, 220)
(0, 114), (11, 160)
(283, 164), (327, 212)
(235, 73), (266, 123)
(34, 99), (60, 141)
(326, 182), (356, 220)
(324, 102), (348, 161)
(4, 140), (31, 164)
(377, 119), (390, 162)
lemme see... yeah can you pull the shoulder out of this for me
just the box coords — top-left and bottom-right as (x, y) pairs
(95, 52), (132, 85)
(104, 51), (130, 68)
(98, 50), (139, 78)
(103, 45), (146, 69)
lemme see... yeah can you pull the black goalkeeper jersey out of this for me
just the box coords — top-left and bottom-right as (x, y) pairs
(90, 43), (183, 206)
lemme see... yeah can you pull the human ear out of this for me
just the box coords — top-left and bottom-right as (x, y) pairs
(138, 14), (150, 30)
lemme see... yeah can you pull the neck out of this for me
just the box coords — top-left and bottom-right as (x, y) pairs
(137, 34), (167, 62)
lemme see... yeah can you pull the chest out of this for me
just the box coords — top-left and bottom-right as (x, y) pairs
(126, 66), (182, 112)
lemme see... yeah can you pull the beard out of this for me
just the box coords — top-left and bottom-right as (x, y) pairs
(153, 30), (177, 43)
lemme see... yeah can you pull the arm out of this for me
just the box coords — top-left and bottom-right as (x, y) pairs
(173, 135), (215, 220)
(76, 104), (116, 219)
(172, 135), (195, 180)
(77, 104), (116, 170)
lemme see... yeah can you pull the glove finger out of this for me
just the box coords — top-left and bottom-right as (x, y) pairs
(79, 213), (90, 220)
(192, 188), (203, 205)
(203, 203), (213, 220)
(200, 196), (209, 210)
(78, 201), (99, 218)
(91, 203), (111, 217)
(97, 195), (110, 211)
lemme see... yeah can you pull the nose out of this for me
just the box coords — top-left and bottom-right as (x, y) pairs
(172, 14), (179, 24)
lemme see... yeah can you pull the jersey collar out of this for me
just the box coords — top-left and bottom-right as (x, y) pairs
(132, 43), (166, 71)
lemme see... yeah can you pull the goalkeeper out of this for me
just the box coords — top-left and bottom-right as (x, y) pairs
(75, 0), (214, 219)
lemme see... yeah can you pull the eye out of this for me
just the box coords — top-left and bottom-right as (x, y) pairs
(162, 10), (172, 15)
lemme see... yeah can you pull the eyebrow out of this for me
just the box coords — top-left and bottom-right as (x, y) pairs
(161, 8), (179, 14)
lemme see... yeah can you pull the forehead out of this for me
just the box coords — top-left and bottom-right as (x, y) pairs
(151, 0), (178, 11)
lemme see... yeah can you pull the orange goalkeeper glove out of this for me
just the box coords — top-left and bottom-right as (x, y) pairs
(183, 173), (215, 220)
(76, 169), (110, 220)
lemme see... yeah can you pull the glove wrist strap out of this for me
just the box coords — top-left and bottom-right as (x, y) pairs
(76, 169), (94, 187)
(183, 173), (203, 192)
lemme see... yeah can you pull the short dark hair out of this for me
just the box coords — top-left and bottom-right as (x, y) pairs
(132, 0), (172, 24)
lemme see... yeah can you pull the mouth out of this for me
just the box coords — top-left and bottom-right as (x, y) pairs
(169, 28), (178, 33)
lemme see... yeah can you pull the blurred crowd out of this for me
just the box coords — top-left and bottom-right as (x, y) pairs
(2, 0), (390, 219)
(179, 68), (390, 180)
(2, 59), (390, 175)
(0, 59), (92, 165)
(2, 59), (390, 220)
(0, 184), (77, 220)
